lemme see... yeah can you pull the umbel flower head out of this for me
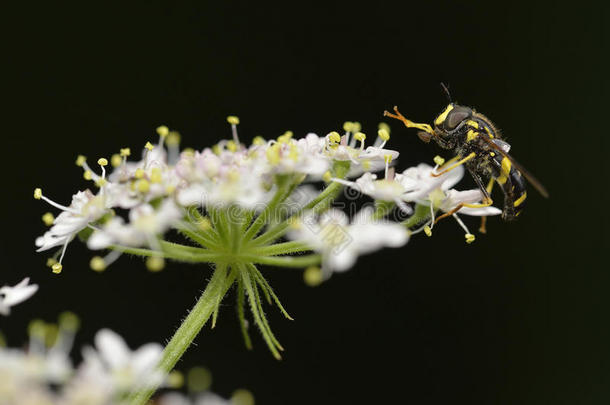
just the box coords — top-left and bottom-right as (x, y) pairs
(33, 116), (502, 403)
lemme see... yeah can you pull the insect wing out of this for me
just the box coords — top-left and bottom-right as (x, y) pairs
(479, 136), (549, 198)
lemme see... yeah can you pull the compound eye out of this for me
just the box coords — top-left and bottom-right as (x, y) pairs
(446, 110), (470, 130)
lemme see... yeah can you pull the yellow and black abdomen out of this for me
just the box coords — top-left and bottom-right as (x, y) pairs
(490, 153), (527, 221)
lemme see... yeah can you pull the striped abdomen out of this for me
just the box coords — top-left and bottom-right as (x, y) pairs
(490, 154), (527, 221)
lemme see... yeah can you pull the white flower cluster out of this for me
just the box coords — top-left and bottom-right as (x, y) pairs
(34, 118), (501, 276)
(0, 315), (237, 405)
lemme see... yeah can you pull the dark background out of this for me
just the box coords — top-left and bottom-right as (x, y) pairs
(3, 2), (606, 404)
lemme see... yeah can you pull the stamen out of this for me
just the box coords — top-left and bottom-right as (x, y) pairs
(227, 116), (240, 146)
(146, 256), (165, 272)
(144, 142), (154, 168)
(433, 155), (445, 166)
(327, 131), (341, 147)
(354, 132), (366, 150)
(42, 212), (54, 226)
(451, 213), (475, 243)
(424, 225), (432, 237)
(156, 125), (169, 147)
(75, 155), (86, 167)
(322, 171), (332, 183)
(376, 128), (390, 148)
(303, 266), (323, 287)
(166, 133), (180, 164)
(278, 131), (293, 144)
(252, 136), (265, 146)
(33, 188), (78, 214)
(384, 154), (392, 179)
(110, 154), (122, 168)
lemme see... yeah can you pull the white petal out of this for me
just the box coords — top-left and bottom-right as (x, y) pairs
(95, 329), (131, 370)
(457, 206), (503, 216)
(130, 343), (163, 376)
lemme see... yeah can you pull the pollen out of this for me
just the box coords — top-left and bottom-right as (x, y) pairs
(226, 116), (240, 125)
(111, 154), (122, 167)
(465, 233), (476, 244)
(34, 188), (42, 199)
(156, 125), (169, 138)
(83, 170), (92, 180)
(75, 155), (86, 167)
(378, 122), (391, 134)
(95, 178), (107, 187)
(42, 212), (54, 226)
(433, 155), (445, 166)
(424, 225), (432, 237)
(97, 158), (108, 166)
(51, 263), (63, 274)
(354, 132), (366, 142)
(146, 257), (165, 272)
(328, 131), (341, 144)
(252, 136), (265, 146)
(134, 168), (145, 179)
(145, 142), (154, 151)
(150, 167), (162, 183)
(303, 266), (323, 287)
(90, 256), (106, 272)
(343, 121), (354, 132)
(136, 179), (150, 193)
(46, 258), (57, 267)
(166, 131), (181, 146)
(378, 128), (390, 141)
(278, 131), (293, 143)
(226, 140), (238, 152)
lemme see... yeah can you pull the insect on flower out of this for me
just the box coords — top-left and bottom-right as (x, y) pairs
(384, 84), (549, 233)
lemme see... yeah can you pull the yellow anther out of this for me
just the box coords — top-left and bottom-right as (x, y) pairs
(266, 143), (281, 165)
(378, 128), (390, 141)
(288, 144), (299, 161)
(342, 121), (354, 132)
(433, 155), (445, 166)
(46, 258), (57, 267)
(42, 212), (54, 226)
(278, 131), (293, 143)
(304, 266), (323, 287)
(198, 217), (212, 231)
(150, 168), (162, 183)
(424, 225), (432, 237)
(111, 154), (122, 167)
(120, 148), (131, 157)
(354, 132), (366, 142)
(97, 158), (108, 166)
(168, 370), (184, 388)
(227, 169), (240, 182)
(58, 311), (80, 331)
(166, 131), (181, 146)
(187, 367), (212, 393)
(384, 154), (393, 164)
(378, 122), (391, 134)
(252, 136), (265, 146)
(44, 324), (59, 347)
(156, 125), (169, 137)
(134, 168), (145, 179)
(465, 233), (476, 244)
(212, 144), (221, 155)
(227, 140), (238, 152)
(165, 185), (176, 194)
(34, 188), (42, 199)
(226, 116), (240, 125)
(328, 131), (341, 143)
(51, 263), (63, 274)
(95, 178), (107, 187)
(146, 257), (165, 272)
(75, 155), (86, 167)
(352, 122), (362, 132)
(287, 217), (302, 230)
(231, 389), (255, 405)
(322, 171), (332, 183)
(28, 319), (46, 338)
(90, 256), (106, 272)
(136, 179), (150, 193)
(83, 170), (92, 181)
(145, 142), (154, 151)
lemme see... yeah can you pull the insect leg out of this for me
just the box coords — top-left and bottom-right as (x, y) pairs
(383, 106), (436, 136)
(478, 178), (495, 234)
(431, 152), (476, 177)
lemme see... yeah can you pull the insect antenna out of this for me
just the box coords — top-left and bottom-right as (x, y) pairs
(440, 82), (452, 103)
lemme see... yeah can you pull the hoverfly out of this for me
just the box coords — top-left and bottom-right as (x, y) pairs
(384, 85), (548, 232)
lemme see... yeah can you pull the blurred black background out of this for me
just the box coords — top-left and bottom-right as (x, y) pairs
(3, 2), (606, 404)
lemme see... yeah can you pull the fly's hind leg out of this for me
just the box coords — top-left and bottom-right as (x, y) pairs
(478, 178), (495, 234)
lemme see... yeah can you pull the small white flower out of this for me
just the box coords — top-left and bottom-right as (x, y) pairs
(0, 278), (38, 316)
(289, 207), (409, 274)
(80, 329), (163, 391)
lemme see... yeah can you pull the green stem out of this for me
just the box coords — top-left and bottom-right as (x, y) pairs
(241, 254), (322, 268)
(243, 177), (292, 242)
(247, 240), (312, 256)
(126, 264), (228, 405)
(110, 244), (221, 263)
(402, 203), (433, 229)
